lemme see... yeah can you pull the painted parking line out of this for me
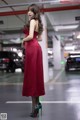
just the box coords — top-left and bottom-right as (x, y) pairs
(0, 73), (14, 78)
(48, 68), (64, 84)
(51, 81), (80, 84)
(0, 83), (23, 85)
(6, 100), (80, 104)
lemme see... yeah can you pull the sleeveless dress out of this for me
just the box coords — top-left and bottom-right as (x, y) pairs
(22, 28), (45, 97)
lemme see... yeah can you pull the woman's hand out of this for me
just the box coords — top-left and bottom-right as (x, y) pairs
(22, 38), (26, 47)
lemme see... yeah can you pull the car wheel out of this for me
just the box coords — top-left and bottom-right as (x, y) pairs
(65, 67), (69, 72)
(10, 64), (15, 73)
(6, 69), (9, 73)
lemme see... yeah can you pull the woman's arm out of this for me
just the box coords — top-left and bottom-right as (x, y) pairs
(22, 19), (36, 43)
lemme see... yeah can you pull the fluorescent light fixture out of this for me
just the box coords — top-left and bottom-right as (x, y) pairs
(77, 34), (80, 39)
(64, 46), (75, 51)
(70, 51), (80, 54)
(60, 0), (80, 3)
(48, 48), (53, 54)
(70, 55), (80, 58)
(48, 50), (53, 54)
(56, 25), (78, 30)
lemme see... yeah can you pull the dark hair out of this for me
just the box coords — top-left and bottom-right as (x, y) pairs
(25, 4), (43, 35)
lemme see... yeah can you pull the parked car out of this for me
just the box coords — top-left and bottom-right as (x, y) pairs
(65, 53), (80, 72)
(0, 51), (24, 73)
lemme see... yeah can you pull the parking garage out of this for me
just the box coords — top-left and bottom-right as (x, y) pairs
(0, 0), (80, 120)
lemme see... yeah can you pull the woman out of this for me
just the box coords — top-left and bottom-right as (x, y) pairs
(22, 4), (45, 117)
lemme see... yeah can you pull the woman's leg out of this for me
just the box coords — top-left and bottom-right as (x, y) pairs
(36, 96), (42, 115)
(30, 97), (39, 117)
(31, 97), (37, 113)
(36, 96), (39, 104)
(31, 96), (42, 117)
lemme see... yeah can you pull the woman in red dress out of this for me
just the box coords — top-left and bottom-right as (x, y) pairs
(22, 4), (45, 117)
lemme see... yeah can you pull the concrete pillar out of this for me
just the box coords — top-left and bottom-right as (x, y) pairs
(53, 35), (61, 70)
(39, 13), (49, 82)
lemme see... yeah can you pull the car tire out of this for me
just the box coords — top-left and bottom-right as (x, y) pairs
(6, 69), (9, 73)
(65, 64), (69, 72)
(10, 64), (15, 73)
(65, 68), (69, 72)
(65, 67), (69, 72)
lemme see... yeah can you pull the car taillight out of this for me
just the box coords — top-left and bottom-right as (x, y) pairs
(3, 58), (10, 62)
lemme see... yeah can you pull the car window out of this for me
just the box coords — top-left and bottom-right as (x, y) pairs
(0, 52), (9, 58)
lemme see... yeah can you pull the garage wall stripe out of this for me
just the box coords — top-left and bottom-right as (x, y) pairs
(0, 5), (80, 16)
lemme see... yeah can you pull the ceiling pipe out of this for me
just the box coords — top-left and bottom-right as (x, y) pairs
(1, 0), (25, 23)
(0, 5), (80, 16)
(0, 0), (80, 8)
(0, 1), (66, 8)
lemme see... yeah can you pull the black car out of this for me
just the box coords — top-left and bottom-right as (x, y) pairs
(0, 51), (24, 73)
(65, 53), (80, 72)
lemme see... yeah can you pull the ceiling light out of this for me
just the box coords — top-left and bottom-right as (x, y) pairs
(56, 25), (78, 30)
(60, 0), (80, 3)
(64, 46), (75, 51)
(77, 34), (80, 39)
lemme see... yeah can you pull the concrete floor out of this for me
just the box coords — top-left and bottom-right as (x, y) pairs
(0, 68), (80, 120)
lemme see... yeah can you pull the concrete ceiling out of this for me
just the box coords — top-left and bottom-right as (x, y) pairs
(0, 0), (80, 48)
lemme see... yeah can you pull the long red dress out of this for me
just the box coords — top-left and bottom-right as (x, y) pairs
(22, 28), (45, 97)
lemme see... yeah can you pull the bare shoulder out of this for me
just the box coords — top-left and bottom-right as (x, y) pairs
(30, 19), (36, 24)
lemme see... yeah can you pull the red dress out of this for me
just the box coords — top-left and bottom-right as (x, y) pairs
(22, 28), (45, 97)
